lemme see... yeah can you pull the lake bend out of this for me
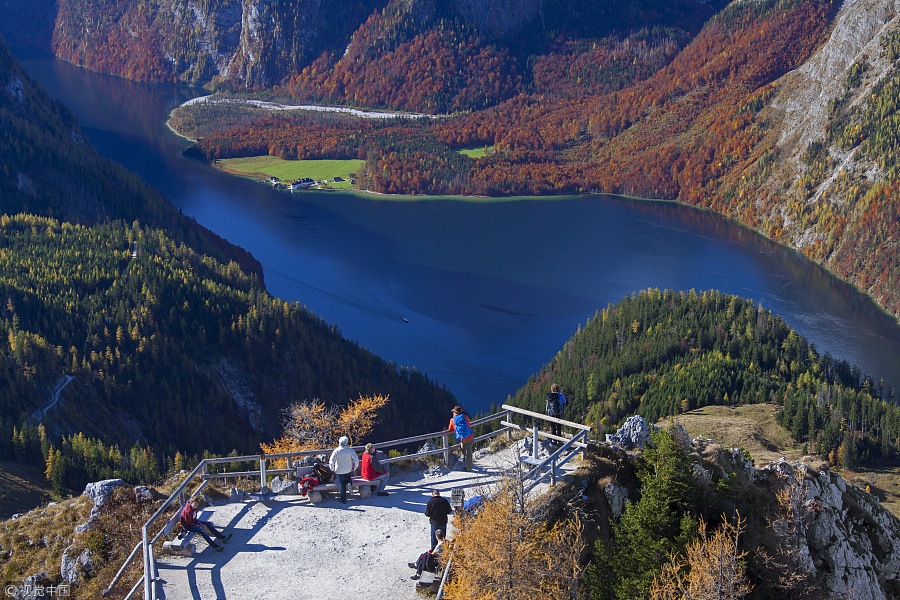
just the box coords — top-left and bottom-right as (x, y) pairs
(19, 54), (900, 413)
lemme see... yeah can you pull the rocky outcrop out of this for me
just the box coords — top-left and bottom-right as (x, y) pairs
(760, 460), (900, 600)
(77, 479), (126, 533)
(60, 545), (96, 585)
(605, 415), (652, 449)
(83, 478), (126, 507)
(603, 481), (629, 519)
(212, 358), (262, 430)
(7, 572), (52, 600)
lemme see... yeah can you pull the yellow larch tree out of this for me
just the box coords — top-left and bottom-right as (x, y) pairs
(650, 512), (751, 600)
(260, 394), (389, 467)
(443, 476), (585, 600)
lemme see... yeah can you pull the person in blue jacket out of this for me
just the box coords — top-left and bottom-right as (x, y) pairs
(546, 383), (567, 442)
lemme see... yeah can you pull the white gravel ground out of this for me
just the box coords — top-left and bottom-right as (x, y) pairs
(155, 445), (569, 600)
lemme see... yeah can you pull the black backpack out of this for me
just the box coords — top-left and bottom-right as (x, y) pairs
(546, 391), (561, 417)
(312, 462), (334, 484)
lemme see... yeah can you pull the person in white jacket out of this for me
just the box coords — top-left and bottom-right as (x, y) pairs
(329, 436), (359, 504)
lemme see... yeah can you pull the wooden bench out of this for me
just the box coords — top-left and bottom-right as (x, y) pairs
(415, 567), (444, 593)
(295, 465), (381, 504)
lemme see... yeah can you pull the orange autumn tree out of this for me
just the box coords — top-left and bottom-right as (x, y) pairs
(649, 513), (752, 600)
(260, 394), (389, 467)
(443, 476), (585, 600)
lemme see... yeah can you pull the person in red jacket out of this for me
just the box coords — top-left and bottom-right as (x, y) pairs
(448, 405), (474, 471)
(360, 443), (390, 496)
(180, 497), (231, 552)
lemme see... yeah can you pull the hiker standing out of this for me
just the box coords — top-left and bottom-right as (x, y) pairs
(329, 436), (359, 504)
(448, 405), (474, 471)
(360, 442), (390, 496)
(546, 383), (567, 441)
(425, 489), (453, 550)
(180, 497), (231, 552)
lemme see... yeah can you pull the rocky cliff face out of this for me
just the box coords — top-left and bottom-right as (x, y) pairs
(40, 0), (545, 87)
(600, 417), (900, 599)
(763, 460), (900, 600)
(46, 0), (384, 87)
(753, 0), (900, 315)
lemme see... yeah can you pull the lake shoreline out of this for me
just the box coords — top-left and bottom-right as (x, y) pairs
(203, 153), (900, 329)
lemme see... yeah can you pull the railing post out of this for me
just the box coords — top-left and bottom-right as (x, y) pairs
(259, 454), (268, 494)
(443, 433), (451, 466)
(550, 457), (557, 487)
(148, 542), (157, 600)
(141, 524), (151, 600)
(532, 425), (539, 459)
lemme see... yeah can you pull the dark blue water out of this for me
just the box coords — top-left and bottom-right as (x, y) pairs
(19, 56), (900, 411)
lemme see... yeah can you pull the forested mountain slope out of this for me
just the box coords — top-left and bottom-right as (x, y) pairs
(4, 0), (724, 96)
(0, 38), (456, 494)
(0, 214), (455, 490)
(0, 40), (258, 277)
(511, 289), (900, 470)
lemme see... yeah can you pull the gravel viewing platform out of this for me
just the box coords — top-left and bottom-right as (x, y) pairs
(156, 445), (573, 599)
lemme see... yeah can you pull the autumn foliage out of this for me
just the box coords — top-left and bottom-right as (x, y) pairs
(650, 514), (752, 600)
(260, 394), (390, 467)
(443, 476), (585, 600)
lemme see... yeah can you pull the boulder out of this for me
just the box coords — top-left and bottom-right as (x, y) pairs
(603, 482), (629, 519)
(60, 546), (96, 585)
(605, 415), (652, 450)
(8, 572), (51, 600)
(83, 479), (126, 507)
(270, 477), (298, 495)
(134, 485), (157, 503)
(229, 488), (249, 502)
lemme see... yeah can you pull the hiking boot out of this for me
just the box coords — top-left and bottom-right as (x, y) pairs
(410, 574), (420, 580)
(377, 491), (390, 496)
(408, 563), (417, 569)
(221, 533), (232, 542)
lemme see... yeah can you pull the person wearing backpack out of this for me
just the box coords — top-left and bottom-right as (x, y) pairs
(448, 405), (474, 471)
(546, 383), (568, 443)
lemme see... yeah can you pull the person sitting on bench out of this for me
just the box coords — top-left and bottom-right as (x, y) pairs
(408, 529), (446, 580)
(360, 443), (390, 496)
(180, 497), (231, 552)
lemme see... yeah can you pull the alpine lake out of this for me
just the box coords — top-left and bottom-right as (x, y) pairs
(19, 55), (900, 413)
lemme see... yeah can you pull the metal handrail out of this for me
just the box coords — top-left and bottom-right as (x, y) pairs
(435, 555), (453, 599)
(436, 408), (591, 596)
(522, 429), (589, 494)
(110, 405), (588, 599)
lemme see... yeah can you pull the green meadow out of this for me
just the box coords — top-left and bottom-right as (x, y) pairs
(457, 145), (494, 159)
(216, 156), (365, 189)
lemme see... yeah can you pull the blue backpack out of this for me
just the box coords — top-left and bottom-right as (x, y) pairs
(453, 414), (473, 439)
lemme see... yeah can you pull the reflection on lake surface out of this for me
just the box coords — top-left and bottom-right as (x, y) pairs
(19, 55), (900, 411)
